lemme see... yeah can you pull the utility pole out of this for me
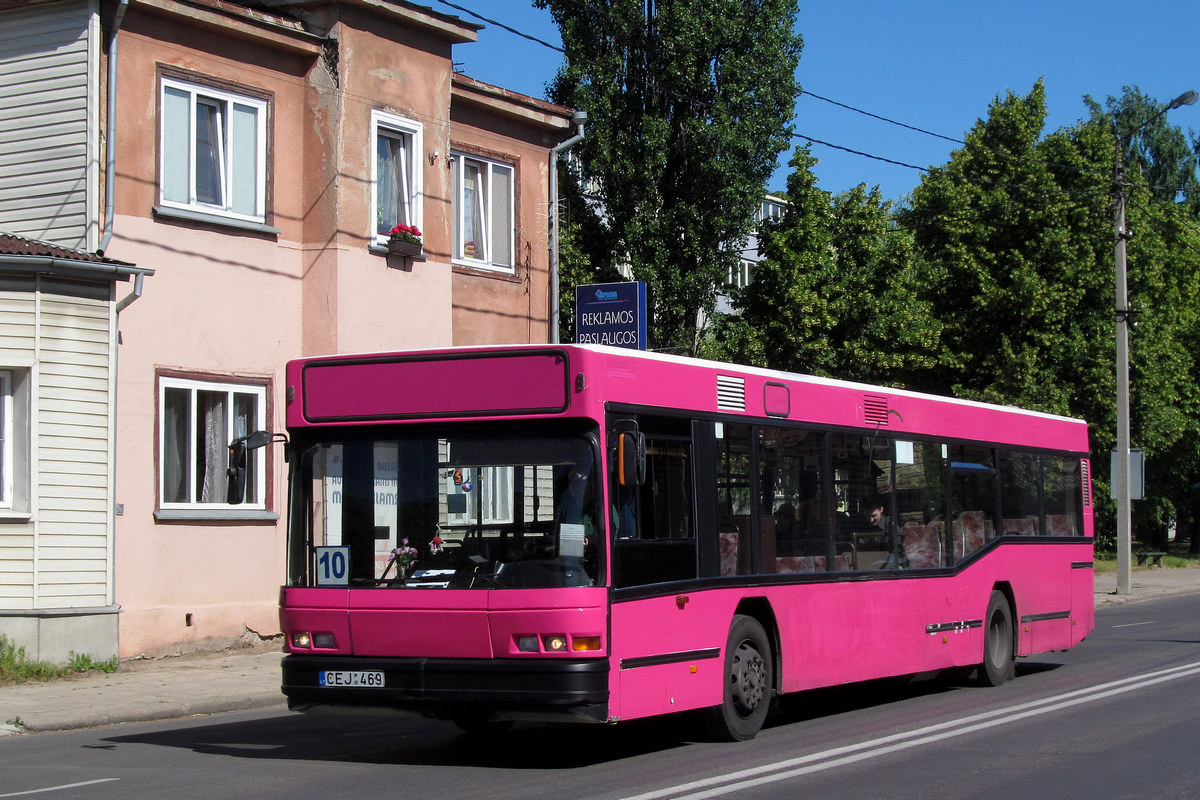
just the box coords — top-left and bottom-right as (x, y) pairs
(1112, 89), (1196, 595)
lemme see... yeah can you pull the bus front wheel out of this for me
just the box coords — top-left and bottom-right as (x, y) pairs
(705, 614), (772, 741)
(979, 590), (1015, 686)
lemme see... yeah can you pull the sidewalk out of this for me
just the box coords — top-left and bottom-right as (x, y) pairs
(3, 566), (1198, 736)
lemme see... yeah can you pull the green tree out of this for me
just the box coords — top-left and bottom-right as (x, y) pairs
(900, 81), (1113, 417)
(903, 82), (1200, 549)
(1120, 181), (1200, 548)
(707, 148), (941, 387)
(537, 0), (802, 355)
(555, 161), (623, 344)
(1086, 86), (1200, 212)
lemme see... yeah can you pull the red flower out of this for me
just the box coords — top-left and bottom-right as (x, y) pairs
(388, 224), (422, 243)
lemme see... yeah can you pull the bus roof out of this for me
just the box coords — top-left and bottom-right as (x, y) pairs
(286, 344), (1089, 453)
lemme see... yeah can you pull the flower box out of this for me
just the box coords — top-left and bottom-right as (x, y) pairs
(387, 238), (423, 258)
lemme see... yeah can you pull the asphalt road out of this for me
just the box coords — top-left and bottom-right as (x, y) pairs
(2, 594), (1197, 800)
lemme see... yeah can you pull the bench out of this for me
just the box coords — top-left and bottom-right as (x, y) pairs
(1136, 551), (1167, 567)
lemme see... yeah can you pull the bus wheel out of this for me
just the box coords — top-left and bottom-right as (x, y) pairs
(705, 614), (772, 741)
(979, 590), (1015, 687)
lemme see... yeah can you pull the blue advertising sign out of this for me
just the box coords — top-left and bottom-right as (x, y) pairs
(575, 281), (648, 350)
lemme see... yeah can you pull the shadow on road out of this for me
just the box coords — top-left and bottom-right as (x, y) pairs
(104, 712), (693, 767)
(104, 663), (1067, 765)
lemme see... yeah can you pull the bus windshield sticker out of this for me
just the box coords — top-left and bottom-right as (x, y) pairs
(560, 523), (586, 558)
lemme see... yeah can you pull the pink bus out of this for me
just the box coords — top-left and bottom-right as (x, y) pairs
(239, 345), (1094, 740)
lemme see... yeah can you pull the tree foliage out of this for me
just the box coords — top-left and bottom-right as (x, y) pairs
(706, 148), (941, 388)
(705, 80), (1200, 548)
(899, 81), (1200, 547)
(900, 81), (1114, 417)
(538, 0), (802, 354)
(1086, 86), (1200, 212)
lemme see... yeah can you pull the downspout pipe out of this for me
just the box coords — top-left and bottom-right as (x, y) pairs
(548, 110), (586, 344)
(97, 0), (127, 260)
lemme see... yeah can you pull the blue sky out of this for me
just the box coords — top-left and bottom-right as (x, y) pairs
(446, 0), (1199, 202)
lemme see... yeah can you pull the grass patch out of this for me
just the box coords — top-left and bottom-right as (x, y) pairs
(1094, 538), (1200, 571)
(0, 635), (118, 686)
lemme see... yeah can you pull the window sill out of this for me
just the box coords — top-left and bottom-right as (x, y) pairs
(451, 260), (519, 281)
(0, 511), (32, 524)
(155, 508), (280, 523)
(153, 205), (281, 236)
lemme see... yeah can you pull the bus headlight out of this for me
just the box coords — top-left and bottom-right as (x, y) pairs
(291, 632), (311, 649)
(542, 635), (568, 652)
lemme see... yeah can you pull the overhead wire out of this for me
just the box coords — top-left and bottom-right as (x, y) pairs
(435, 0), (1190, 216)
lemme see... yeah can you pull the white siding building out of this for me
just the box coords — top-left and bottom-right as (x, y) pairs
(0, 236), (150, 661)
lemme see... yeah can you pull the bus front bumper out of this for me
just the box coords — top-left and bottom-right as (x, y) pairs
(281, 654), (611, 723)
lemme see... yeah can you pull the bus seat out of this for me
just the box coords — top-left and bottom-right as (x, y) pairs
(1046, 515), (1075, 536)
(775, 556), (822, 574)
(954, 511), (987, 560)
(719, 526), (739, 576)
(1003, 516), (1037, 536)
(904, 523), (942, 569)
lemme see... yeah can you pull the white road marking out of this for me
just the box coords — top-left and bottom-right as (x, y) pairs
(0, 779), (120, 798)
(621, 661), (1200, 800)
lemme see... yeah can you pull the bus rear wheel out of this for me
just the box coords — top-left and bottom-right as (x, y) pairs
(978, 590), (1015, 686)
(705, 614), (772, 741)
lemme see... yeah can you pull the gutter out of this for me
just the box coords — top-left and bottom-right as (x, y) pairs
(0, 255), (154, 285)
(548, 110), (587, 344)
(98, 0), (127, 258)
(98, 0), (148, 313)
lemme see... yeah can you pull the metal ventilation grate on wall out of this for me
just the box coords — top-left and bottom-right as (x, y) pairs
(863, 394), (890, 425)
(717, 375), (746, 411)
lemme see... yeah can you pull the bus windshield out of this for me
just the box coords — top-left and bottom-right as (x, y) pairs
(292, 432), (601, 590)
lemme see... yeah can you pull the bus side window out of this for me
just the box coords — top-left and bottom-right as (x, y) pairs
(611, 417), (697, 588)
(641, 439), (693, 540)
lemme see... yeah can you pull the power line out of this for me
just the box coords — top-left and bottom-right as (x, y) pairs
(434, 0), (565, 54)
(799, 90), (965, 147)
(792, 132), (930, 174)
(437, 0), (1139, 210)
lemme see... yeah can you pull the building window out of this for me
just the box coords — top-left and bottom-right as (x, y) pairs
(159, 376), (267, 509)
(371, 110), (423, 244)
(160, 76), (267, 223)
(0, 370), (11, 509)
(728, 260), (753, 289)
(757, 198), (784, 224)
(451, 152), (514, 271)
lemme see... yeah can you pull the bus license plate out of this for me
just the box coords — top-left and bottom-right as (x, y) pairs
(319, 670), (385, 688)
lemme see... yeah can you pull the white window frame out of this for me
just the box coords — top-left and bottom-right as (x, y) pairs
(728, 259), (752, 289)
(451, 151), (515, 273)
(158, 376), (268, 510)
(371, 110), (424, 246)
(445, 466), (515, 527)
(0, 371), (12, 509)
(159, 76), (268, 223)
(757, 199), (784, 224)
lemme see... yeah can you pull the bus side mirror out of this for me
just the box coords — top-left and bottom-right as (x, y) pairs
(226, 430), (286, 505)
(226, 439), (248, 504)
(618, 430), (645, 487)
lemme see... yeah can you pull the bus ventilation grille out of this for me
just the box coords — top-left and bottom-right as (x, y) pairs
(716, 375), (746, 411)
(1081, 459), (1092, 507)
(863, 394), (891, 425)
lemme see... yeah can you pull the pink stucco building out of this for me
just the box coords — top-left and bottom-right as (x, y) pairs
(0, 0), (576, 659)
